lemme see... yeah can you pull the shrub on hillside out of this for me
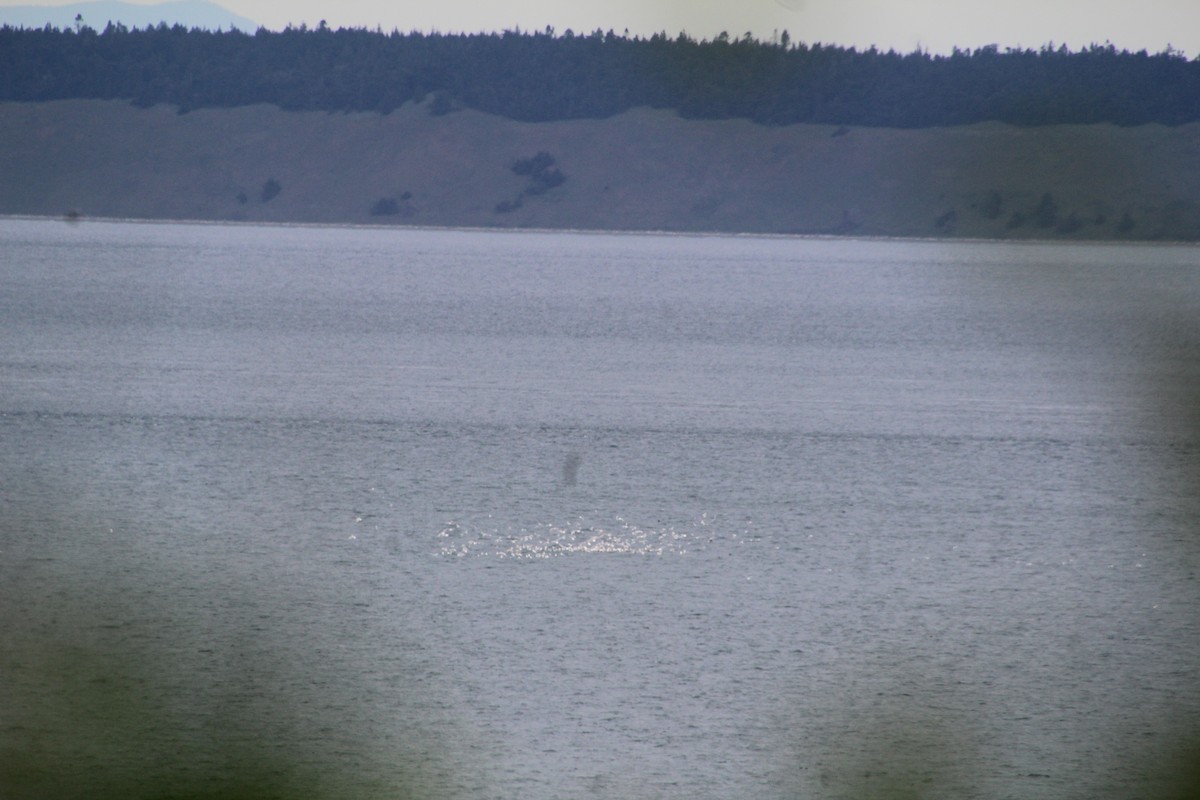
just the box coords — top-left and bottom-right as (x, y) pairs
(980, 190), (1003, 220)
(1056, 213), (1082, 234)
(370, 197), (399, 216)
(261, 178), (282, 203)
(510, 152), (567, 198)
(512, 152), (556, 177)
(495, 196), (523, 213)
(1034, 192), (1058, 227)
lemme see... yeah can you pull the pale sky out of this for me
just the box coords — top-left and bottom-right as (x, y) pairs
(8, 0), (1200, 56)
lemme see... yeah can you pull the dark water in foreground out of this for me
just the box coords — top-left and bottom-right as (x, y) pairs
(2, 219), (1199, 798)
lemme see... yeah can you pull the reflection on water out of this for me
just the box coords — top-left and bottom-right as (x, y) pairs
(437, 511), (731, 558)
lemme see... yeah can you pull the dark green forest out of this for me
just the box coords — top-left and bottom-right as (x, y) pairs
(2, 22), (1199, 127)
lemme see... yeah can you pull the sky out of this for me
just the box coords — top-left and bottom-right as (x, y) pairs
(5, 0), (1199, 56)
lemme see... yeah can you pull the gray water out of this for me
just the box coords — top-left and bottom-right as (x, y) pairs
(2, 219), (1198, 799)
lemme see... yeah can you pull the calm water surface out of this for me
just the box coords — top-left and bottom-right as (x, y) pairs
(2, 219), (1199, 798)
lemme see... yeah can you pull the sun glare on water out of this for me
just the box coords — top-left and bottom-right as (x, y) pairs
(436, 512), (740, 558)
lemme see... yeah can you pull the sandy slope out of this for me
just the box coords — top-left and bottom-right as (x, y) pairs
(2, 99), (1198, 239)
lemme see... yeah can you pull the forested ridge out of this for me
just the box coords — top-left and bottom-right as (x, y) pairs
(2, 23), (1199, 127)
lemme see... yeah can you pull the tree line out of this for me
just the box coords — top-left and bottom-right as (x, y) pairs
(1, 22), (1198, 127)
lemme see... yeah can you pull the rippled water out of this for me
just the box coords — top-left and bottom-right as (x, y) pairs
(2, 219), (1198, 798)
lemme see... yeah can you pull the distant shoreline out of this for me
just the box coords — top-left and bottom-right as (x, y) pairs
(12, 213), (1200, 251)
(2, 100), (1198, 241)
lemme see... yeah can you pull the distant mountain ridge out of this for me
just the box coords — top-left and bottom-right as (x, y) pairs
(0, 1), (257, 31)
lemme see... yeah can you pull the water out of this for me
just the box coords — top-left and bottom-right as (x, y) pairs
(2, 219), (1198, 798)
